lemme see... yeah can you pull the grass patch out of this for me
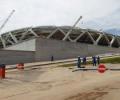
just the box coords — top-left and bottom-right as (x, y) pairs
(58, 57), (120, 67)
(58, 63), (76, 67)
(100, 57), (120, 64)
(86, 57), (120, 64)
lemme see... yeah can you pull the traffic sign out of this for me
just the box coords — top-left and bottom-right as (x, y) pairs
(98, 64), (106, 73)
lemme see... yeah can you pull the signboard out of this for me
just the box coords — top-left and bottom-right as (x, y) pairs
(98, 64), (106, 73)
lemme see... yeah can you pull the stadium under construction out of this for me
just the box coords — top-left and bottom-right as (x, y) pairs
(0, 25), (120, 64)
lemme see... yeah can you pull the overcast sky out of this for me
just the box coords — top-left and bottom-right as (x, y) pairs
(0, 0), (120, 34)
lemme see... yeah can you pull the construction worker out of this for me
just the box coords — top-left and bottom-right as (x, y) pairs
(97, 56), (100, 65)
(92, 56), (97, 66)
(83, 57), (87, 65)
(77, 56), (81, 68)
(51, 56), (54, 61)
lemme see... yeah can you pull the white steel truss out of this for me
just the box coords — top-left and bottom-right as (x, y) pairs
(47, 28), (73, 42)
(9, 32), (18, 43)
(0, 26), (120, 48)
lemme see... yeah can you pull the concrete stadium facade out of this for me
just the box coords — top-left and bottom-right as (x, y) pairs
(1, 37), (120, 64)
(0, 26), (120, 64)
(35, 37), (120, 61)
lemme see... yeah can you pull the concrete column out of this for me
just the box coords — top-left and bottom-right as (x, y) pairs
(0, 36), (6, 48)
(63, 16), (82, 41)
(20, 30), (29, 41)
(29, 29), (39, 37)
(9, 32), (18, 43)
(94, 34), (103, 45)
(87, 32), (95, 44)
(47, 28), (73, 42)
(104, 34), (110, 45)
(47, 28), (58, 39)
(73, 32), (85, 42)
(110, 36), (115, 47)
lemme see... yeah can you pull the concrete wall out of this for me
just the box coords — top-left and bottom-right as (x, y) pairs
(4, 38), (36, 51)
(87, 45), (120, 55)
(35, 38), (120, 61)
(0, 50), (35, 65)
(1, 37), (120, 64)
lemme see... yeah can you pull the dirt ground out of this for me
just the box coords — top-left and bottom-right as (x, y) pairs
(0, 64), (120, 100)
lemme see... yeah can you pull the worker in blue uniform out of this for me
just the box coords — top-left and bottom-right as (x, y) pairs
(83, 57), (87, 65)
(92, 56), (97, 66)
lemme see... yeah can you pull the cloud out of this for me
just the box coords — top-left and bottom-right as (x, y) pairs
(0, 0), (120, 33)
(82, 7), (120, 29)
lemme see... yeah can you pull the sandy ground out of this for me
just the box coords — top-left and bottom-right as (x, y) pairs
(0, 64), (120, 100)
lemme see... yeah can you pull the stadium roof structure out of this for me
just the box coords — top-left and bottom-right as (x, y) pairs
(0, 26), (120, 48)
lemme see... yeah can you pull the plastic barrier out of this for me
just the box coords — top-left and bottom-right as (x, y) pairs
(17, 63), (24, 70)
(0, 64), (6, 79)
